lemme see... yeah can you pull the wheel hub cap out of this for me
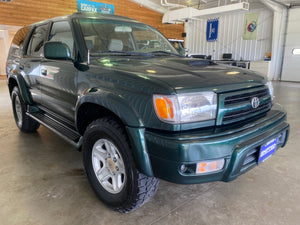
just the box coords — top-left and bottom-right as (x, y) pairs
(91, 139), (126, 194)
(106, 157), (116, 173)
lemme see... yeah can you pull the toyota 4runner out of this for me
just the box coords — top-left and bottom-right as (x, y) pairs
(6, 12), (289, 212)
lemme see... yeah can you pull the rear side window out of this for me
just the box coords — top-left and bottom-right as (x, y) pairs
(49, 21), (74, 58)
(9, 26), (31, 57)
(27, 24), (49, 57)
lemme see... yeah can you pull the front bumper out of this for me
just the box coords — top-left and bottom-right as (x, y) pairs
(145, 106), (289, 184)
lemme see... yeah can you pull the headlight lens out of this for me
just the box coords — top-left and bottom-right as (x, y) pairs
(153, 92), (217, 124)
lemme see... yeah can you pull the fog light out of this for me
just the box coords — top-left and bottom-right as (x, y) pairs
(180, 164), (187, 173)
(196, 159), (225, 174)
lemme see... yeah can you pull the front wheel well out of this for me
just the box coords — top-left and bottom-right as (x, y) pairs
(8, 77), (18, 96)
(76, 103), (125, 136)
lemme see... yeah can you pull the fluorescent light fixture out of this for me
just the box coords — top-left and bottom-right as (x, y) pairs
(226, 71), (240, 75)
(292, 49), (300, 55)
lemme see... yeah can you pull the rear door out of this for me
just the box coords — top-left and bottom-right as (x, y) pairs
(21, 23), (49, 105)
(39, 21), (78, 122)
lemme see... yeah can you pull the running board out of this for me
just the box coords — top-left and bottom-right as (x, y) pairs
(26, 111), (82, 149)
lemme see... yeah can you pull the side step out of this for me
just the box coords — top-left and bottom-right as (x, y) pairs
(26, 110), (82, 149)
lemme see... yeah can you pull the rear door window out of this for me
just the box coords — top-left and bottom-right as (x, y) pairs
(27, 24), (49, 57)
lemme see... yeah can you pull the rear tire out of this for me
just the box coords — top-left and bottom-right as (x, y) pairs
(11, 86), (40, 132)
(82, 117), (159, 213)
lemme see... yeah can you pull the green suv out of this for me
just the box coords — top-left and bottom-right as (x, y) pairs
(6, 12), (289, 212)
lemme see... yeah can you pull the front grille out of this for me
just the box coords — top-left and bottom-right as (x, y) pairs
(223, 102), (271, 122)
(219, 87), (272, 125)
(224, 88), (269, 106)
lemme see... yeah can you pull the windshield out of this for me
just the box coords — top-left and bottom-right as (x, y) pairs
(78, 19), (179, 56)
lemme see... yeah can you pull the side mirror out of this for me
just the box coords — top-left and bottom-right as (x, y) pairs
(44, 41), (72, 60)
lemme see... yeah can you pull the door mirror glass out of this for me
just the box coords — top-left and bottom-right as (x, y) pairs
(44, 41), (72, 60)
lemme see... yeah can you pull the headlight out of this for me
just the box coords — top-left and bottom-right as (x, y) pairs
(153, 92), (217, 124)
(266, 81), (274, 100)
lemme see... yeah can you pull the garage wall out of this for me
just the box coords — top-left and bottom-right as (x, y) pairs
(0, 0), (183, 42)
(186, 8), (273, 61)
(281, 7), (300, 82)
(0, 36), (7, 76)
(0, 29), (10, 76)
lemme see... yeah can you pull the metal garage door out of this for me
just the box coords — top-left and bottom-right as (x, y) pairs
(281, 7), (300, 82)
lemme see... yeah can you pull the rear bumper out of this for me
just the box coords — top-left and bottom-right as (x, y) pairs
(145, 106), (289, 184)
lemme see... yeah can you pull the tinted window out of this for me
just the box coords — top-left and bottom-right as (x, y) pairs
(49, 21), (74, 58)
(27, 24), (49, 57)
(79, 19), (178, 54)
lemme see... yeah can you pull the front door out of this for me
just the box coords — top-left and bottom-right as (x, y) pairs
(39, 21), (78, 122)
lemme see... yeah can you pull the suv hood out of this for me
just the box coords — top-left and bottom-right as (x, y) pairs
(93, 56), (266, 94)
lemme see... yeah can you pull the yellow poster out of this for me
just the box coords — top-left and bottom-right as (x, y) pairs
(243, 12), (260, 40)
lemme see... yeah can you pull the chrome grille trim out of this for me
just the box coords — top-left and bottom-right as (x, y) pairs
(223, 102), (271, 122)
(224, 88), (269, 106)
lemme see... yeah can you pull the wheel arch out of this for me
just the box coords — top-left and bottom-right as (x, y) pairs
(75, 92), (144, 135)
(8, 75), (33, 105)
(75, 92), (153, 177)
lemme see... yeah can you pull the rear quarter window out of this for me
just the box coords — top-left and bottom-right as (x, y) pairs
(9, 26), (31, 58)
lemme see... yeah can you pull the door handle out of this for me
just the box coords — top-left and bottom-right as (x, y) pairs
(41, 69), (47, 76)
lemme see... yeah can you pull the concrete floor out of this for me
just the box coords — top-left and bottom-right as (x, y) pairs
(0, 80), (299, 225)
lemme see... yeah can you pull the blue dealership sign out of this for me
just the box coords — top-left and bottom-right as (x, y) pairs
(206, 18), (219, 42)
(77, 0), (115, 14)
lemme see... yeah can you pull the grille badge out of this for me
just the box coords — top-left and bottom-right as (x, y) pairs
(251, 97), (260, 109)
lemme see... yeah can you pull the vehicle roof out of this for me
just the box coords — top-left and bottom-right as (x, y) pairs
(30, 12), (139, 26)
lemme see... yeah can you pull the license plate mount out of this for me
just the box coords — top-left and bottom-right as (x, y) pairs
(258, 137), (278, 164)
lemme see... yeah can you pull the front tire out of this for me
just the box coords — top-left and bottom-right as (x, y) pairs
(82, 117), (159, 213)
(11, 86), (40, 133)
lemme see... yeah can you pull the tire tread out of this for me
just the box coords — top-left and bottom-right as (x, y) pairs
(84, 117), (159, 213)
(11, 86), (39, 133)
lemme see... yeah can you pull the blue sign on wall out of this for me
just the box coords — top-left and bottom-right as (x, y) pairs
(77, 0), (115, 14)
(206, 18), (219, 42)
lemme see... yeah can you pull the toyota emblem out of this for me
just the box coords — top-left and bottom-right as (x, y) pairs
(251, 97), (260, 109)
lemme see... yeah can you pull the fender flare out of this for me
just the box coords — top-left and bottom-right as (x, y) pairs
(75, 89), (153, 177)
(8, 74), (33, 105)
(75, 89), (143, 128)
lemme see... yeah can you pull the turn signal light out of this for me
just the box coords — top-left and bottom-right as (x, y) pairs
(196, 159), (225, 174)
(154, 96), (177, 122)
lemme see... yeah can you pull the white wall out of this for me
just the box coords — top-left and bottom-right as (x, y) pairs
(281, 7), (300, 82)
(250, 61), (269, 76)
(0, 30), (9, 75)
(185, 8), (273, 61)
(0, 25), (20, 75)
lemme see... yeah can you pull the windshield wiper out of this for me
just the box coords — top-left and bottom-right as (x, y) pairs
(149, 51), (183, 57)
(90, 51), (153, 57)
